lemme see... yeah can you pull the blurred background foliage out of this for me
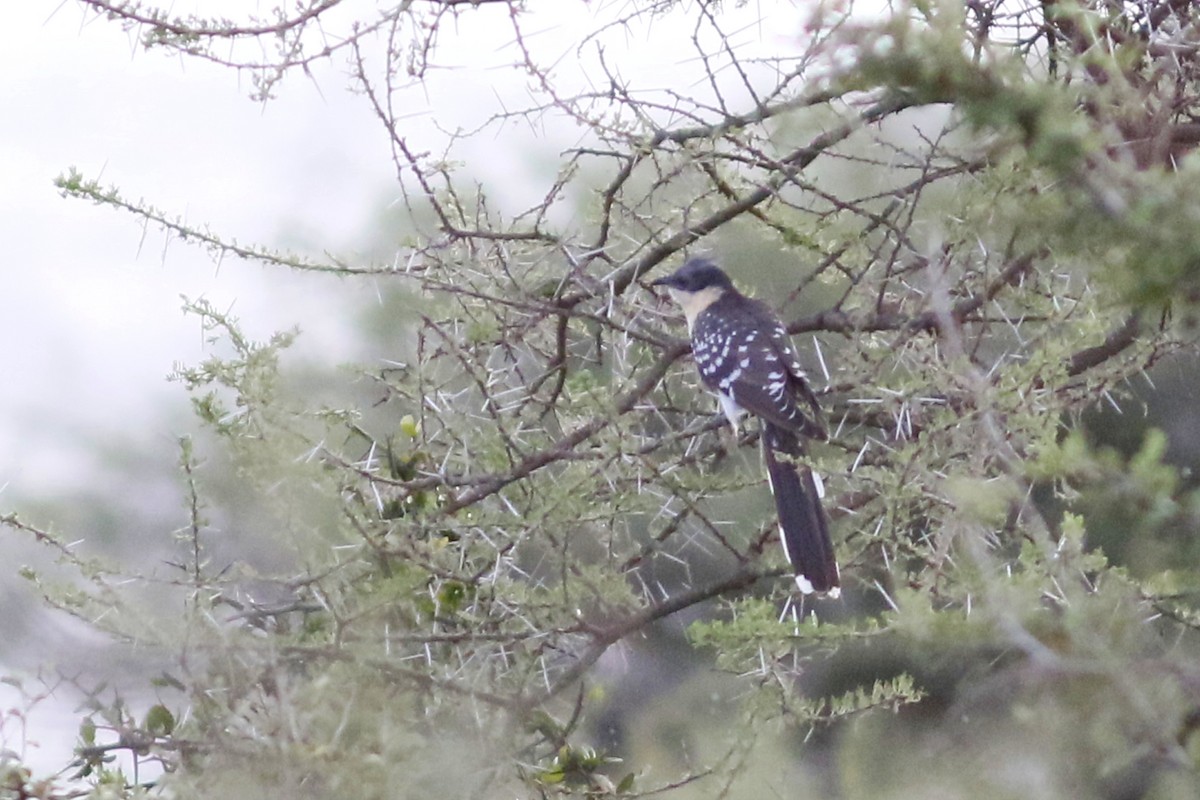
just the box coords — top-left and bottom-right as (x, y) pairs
(6, 1), (1200, 798)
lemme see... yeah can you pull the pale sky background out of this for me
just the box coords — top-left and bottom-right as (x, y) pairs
(0, 0), (826, 777)
(3, 8), (364, 500)
(2, 1), (818, 499)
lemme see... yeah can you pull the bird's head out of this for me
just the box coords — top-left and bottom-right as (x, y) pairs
(650, 257), (734, 293)
(651, 257), (734, 329)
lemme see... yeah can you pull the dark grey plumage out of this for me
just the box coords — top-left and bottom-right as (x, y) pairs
(652, 257), (840, 596)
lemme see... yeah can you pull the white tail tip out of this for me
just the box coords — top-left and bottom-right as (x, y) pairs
(795, 574), (841, 599)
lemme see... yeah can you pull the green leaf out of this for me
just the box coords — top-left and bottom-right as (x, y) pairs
(144, 705), (175, 736)
(79, 717), (96, 747)
(617, 772), (636, 793)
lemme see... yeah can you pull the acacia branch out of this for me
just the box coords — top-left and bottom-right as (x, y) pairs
(574, 93), (913, 304)
(788, 251), (1038, 336)
(76, 0), (510, 40)
(77, 0), (345, 39)
(518, 568), (771, 711)
(437, 340), (691, 514)
(1066, 313), (1142, 377)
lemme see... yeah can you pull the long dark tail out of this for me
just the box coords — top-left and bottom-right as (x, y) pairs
(761, 422), (840, 596)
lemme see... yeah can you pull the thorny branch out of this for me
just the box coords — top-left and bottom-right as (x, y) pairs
(26, 1), (1200, 791)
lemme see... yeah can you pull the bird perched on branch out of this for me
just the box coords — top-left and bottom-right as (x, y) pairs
(651, 257), (840, 597)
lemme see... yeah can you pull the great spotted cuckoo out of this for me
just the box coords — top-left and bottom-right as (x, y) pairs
(652, 257), (840, 597)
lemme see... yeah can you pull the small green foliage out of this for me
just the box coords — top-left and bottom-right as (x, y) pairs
(465, 318), (500, 344)
(804, 673), (925, 721)
(435, 579), (470, 614)
(537, 745), (621, 791)
(143, 705), (175, 737)
(79, 717), (96, 748)
(399, 414), (420, 439)
(385, 437), (427, 481)
(169, 297), (299, 425)
(944, 475), (1019, 527)
(615, 771), (636, 793)
(563, 368), (605, 405)
(689, 598), (885, 667)
(524, 709), (565, 742)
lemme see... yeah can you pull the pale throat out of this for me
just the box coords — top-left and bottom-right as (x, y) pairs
(668, 285), (725, 333)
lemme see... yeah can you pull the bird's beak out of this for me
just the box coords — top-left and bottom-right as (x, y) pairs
(650, 275), (673, 288)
